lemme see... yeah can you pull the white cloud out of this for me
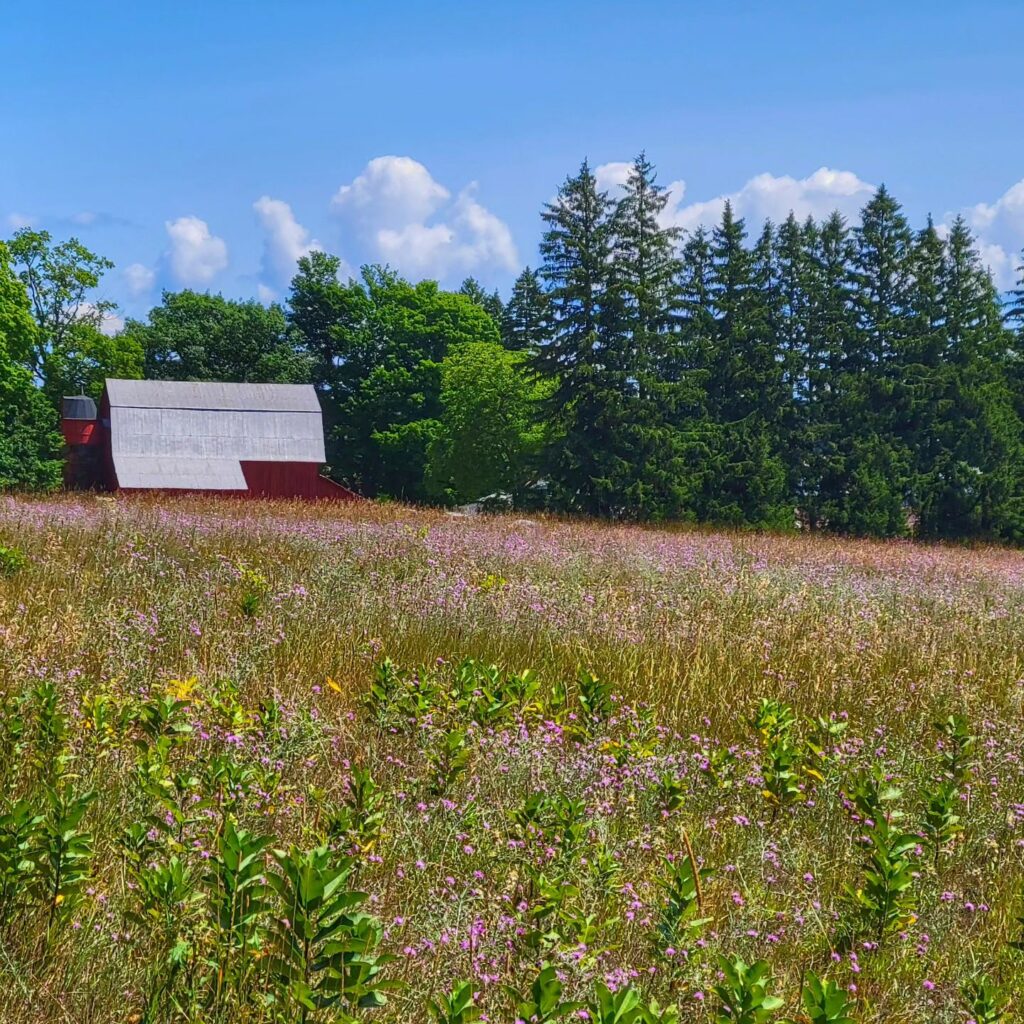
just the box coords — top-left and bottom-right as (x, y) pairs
(593, 160), (1024, 290)
(951, 179), (1024, 289)
(253, 195), (324, 287)
(99, 310), (126, 335)
(75, 302), (125, 336)
(332, 156), (450, 230)
(256, 283), (277, 304)
(163, 215), (228, 287)
(670, 166), (875, 233)
(331, 156), (517, 281)
(5, 212), (33, 230)
(594, 162), (632, 194)
(593, 163), (875, 238)
(123, 261), (156, 299)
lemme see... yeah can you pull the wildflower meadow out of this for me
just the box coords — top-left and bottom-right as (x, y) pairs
(1, 495), (1022, 1023)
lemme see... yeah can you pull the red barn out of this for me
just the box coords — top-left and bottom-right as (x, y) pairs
(62, 378), (357, 500)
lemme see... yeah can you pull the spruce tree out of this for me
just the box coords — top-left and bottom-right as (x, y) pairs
(533, 159), (619, 515)
(602, 153), (695, 518)
(801, 212), (858, 531)
(668, 227), (718, 511)
(458, 277), (504, 321)
(915, 218), (1024, 539)
(500, 267), (552, 352)
(698, 203), (791, 528)
(1005, 249), (1024, 333)
(830, 186), (916, 536)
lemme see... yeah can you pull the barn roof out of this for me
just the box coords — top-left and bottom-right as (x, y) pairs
(104, 378), (327, 491)
(105, 379), (321, 413)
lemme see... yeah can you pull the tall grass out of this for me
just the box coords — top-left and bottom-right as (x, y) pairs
(0, 495), (1022, 1022)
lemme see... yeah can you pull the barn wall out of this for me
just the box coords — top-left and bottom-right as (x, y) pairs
(239, 461), (358, 499)
(99, 392), (119, 491)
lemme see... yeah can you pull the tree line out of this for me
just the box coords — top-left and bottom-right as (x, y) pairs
(3, 153), (1024, 540)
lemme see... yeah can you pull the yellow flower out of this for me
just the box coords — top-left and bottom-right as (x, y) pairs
(167, 676), (199, 701)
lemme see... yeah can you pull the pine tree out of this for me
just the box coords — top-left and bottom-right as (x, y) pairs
(500, 267), (551, 352)
(801, 212), (858, 531)
(827, 186), (916, 536)
(601, 153), (695, 518)
(914, 218), (1024, 539)
(668, 227), (718, 511)
(1005, 249), (1024, 333)
(533, 159), (619, 515)
(458, 277), (504, 321)
(697, 203), (791, 528)
(900, 216), (948, 524)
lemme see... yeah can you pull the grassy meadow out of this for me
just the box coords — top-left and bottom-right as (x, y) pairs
(1, 495), (1023, 1023)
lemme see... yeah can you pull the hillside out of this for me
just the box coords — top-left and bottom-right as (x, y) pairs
(1, 496), (1022, 1022)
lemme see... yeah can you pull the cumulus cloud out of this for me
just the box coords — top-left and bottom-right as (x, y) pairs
(75, 301), (125, 336)
(163, 215), (228, 287)
(952, 179), (1024, 289)
(594, 162), (633, 194)
(332, 156), (450, 230)
(253, 196), (324, 287)
(123, 262), (156, 299)
(597, 164), (877, 234)
(593, 160), (1024, 290)
(331, 156), (517, 281)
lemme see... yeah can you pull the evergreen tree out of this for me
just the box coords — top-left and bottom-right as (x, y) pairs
(698, 203), (791, 528)
(500, 267), (552, 352)
(668, 227), (718, 511)
(458, 277), (504, 321)
(800, 212), (858, 530)
(533, 159), (619, 515)
(1005, 248), (1024, 333)
(915, 218), (1024, 539)
(602, 153), (696, 518)
(828, 186), (916, 536)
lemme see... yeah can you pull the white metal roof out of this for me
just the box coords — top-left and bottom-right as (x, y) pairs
(113, 456), (248, 490)
(104, 378), (327, 490)
(106, 379), (321, 413)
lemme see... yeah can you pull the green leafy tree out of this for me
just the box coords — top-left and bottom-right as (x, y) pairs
(6, 228), (115, 384)
(126, 290), (312, 384)
(41, 321), (143, 404)
(285, 250), (367, 391)
(0, 242), (62, 490)
(288, 263), (499, 498)
(426, 340), (548, 504)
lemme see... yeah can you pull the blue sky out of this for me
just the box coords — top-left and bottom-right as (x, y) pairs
(5, 1), (1024, 329)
